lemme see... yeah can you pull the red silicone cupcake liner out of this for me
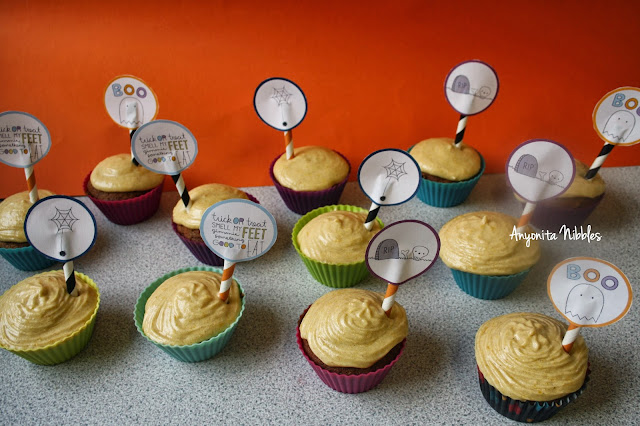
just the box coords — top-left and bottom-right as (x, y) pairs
(296, 306), (405, 394)
(528, 193), (604, 232)
(83, 173), (163, 225)
(269, 151), (350, 215)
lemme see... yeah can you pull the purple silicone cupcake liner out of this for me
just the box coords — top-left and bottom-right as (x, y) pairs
(269, 150), (350, 215)
(0, 245), (58, 271)
(172, 192), (259, 267)
(528, 193), (604, 232)
(83, 173), (163, 225)
(296, 307), (405, 394)
(478, 365), (590, 423)
(450, 268), (530, 300)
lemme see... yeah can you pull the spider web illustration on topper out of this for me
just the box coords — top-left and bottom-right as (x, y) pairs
(358, 149), (420, 206)
(254, 78), (307, 131)
(50, 207), (79, 256)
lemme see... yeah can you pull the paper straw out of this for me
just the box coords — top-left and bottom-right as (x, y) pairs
(364, 202), (380, 231)
(171, 173), (192, 212)
(585, 143), (615, 180)
(516, 202), (536, 233)
(453, 114), (468, 148)
(284, 130), (294, 160)
(382, 283), (399, 317)
(63, 261), (78, 296)
(562, 323), (581, 353)
(24, 166), (38, 203)
(130, 129), (140, 167)
(219, 260), (236, 302)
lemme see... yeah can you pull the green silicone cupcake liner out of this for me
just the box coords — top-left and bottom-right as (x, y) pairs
(449, 268), (530, 300)
(134, 266), (245, 362)
(292, 205), (384, 288)
(0, 271), (100, 365)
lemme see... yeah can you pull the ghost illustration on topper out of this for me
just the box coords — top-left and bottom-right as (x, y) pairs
(602, 110), (636, 143)
(119, 97), (144, 128)
(565, 283), (605, 324)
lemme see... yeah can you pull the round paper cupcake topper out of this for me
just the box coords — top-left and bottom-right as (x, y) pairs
(506, 139), (576, 203)
(444, 60), (499, 116)
(24, 195), (97, 262)
(548, 257), (632, 327)
(254, 77), (307, 131)
(366, 220), (440, 285)
(358, 149), (421, 206)
(131, 120), (198, 175)
(200, 199), (278, 262)
(0, 111), (51, 168)
(593, 87), (640, 146)
(104, 75), (159, 129)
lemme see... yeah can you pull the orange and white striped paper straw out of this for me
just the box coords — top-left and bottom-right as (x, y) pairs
(516, 201), (536, 233)
(382, 283), (399, 317)
(562, 323), (581, 353)
(284, 130), (294, 159)
(24, 165), (38, 203)
(219, 260), (236, 302)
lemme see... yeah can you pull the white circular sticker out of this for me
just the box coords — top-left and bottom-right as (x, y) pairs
(548, 257), (632, 327)
(593, 86), (640, 146)
(254, 77), (307, 131)
(25, 196), (97, 262)
(365, 220), (440, 285)
(131, 120), (198, 175)
(200, 199), (277, 262)
(506, 139), (575, 203)
(358, 149), (421, 206)
(104, 75), (158, 129)
(0, 111), (51, 168)
(444, 60), (499, 116)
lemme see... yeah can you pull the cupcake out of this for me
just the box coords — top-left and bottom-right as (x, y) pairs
(0, 270), (100, 365)
(171, 183), (257, 266)
(134, 267), (245, 362)
(0, 190), (58, 270)
(409, 137), (485, 207)
(84, 153), (165, 225)
(475, 313), (590, 422)
(269, 146), (350, 214)
(439, 211), (540, 299)
(297, 288), (407, 393)
(292, 205), (383, 288)
(524, 160), (605, 231)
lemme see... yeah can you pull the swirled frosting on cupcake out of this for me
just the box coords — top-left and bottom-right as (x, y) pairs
(0, 271), (99, 351)
(297, 210), (381, 264)
(411, 137), (481, 181)
(273, 146), (349, 191)
(559, 159), (605, 199)
(90, 153), (164, 192)
(142, 271), (242, 346)
(300, 289), (408, 368)
(0, 189), (55, 243)
(439, 211), (540, 275)
(172, 183), (249, 230)
(475, 313), (588, 401)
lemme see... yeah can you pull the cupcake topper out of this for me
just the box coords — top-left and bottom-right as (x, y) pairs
(506, 139), (576, 232)
(0, 111), (51, 203)
(444, 60), (499, 148)
(358, 149), (421, 230)
(24, 196), (97, 296)
(254, 77), (307, 160)
(586, 87), (640, 180)
(200, 199), (277, 301)
(547, 257), (632, 353)
(366, 220), (440, 316)
(131, 120), (198, 211)
(104, 75), (159, 166)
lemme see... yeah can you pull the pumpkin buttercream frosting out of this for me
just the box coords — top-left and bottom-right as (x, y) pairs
(273, 146), (349, 191)
(90, 153), (164, 192)
(0, 189), (55, 243)
(172, 183), (249, 230)
(410, 137), (481, 181)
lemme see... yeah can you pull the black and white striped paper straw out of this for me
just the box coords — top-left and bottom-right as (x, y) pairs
(172, 173), (192, 211)
(364, 202), (380, 231)
(453, 114), (468, 148)
(130, 129), (140, 166)
(64, 261), (78, 296)
(585, 143), (615, 180)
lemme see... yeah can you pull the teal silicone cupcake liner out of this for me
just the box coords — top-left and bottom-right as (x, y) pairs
(449, 268), (530, 300)
(0, 272), (100, 365)
(0, 245), (58, 271)
(415, 155), (485, 208)
(292, 205), (384, 288)
(134, 266), (245, 362)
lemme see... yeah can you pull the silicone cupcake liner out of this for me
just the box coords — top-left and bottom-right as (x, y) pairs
(478, 365), (590, 423)
(172, 193), (259, 267)
(83, 173), (163, 226)
(529, 193), (604, 232)
(0, 245), (58, 271)
(297, 307), (405, 394)
(415, 155), (485, 208)
(269, 150), (350, 215)
(134, 266), (245, 362)
(292, 205), (383, 288)
(449, 268), (530, 300)
(0, 272), (100, 365)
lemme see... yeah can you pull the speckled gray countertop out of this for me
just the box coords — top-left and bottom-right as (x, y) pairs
(1, 167), (639, 425)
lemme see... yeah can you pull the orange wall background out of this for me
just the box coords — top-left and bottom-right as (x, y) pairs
(1, 0), (640, 198)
